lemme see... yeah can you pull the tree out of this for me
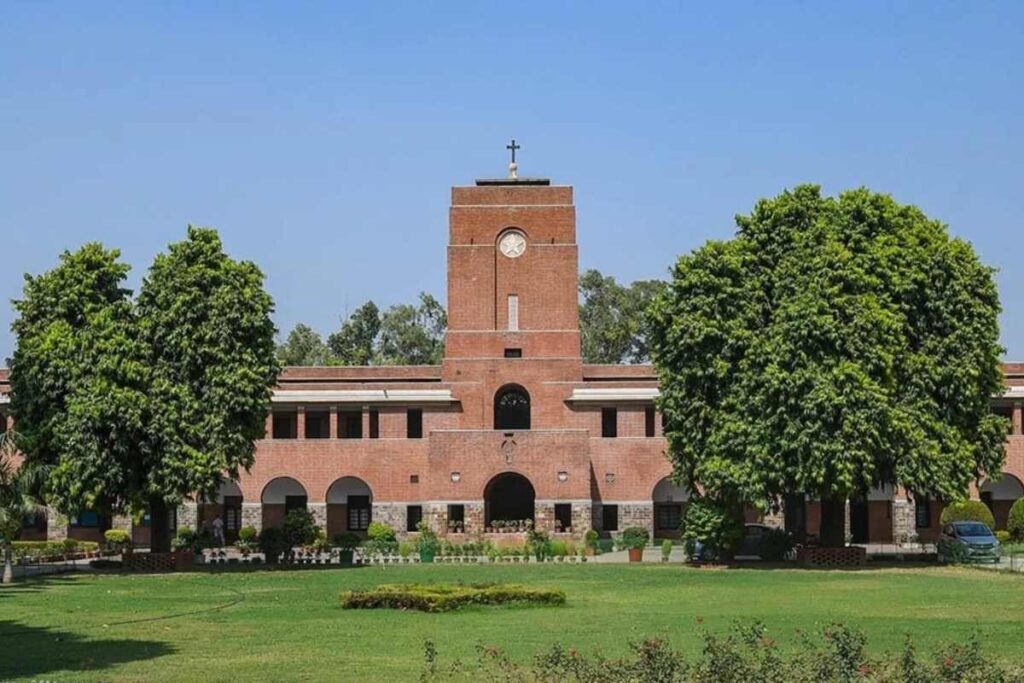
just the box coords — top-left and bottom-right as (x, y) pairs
(648, 186), (1006, 547)
(326, 301), (380, 365)
(277, 324), (331, 366)
(9, 244), (151, 524)
(0, 432), (44, 583)
(375, 293), (447, 365)
(136, 227), (279, 551)
(579, 269), (665, 364)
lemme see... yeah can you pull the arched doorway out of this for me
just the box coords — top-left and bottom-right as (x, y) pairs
(261, 477), (308, 530)
(485, 472), (535, 527)
(653, 478), (690, 538)
(197, 479), (243, 544)
(980, 473), (1024, 529)
(326, 477), (373, 538)
(494, 385), (531, 430)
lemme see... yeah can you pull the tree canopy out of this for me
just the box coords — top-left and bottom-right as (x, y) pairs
(648, 186), (1006, 546)
(278, 323), (332, 366)
(579, 269), (666, 364)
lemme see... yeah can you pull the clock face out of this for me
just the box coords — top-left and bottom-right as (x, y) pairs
(499, 230), (527, 258)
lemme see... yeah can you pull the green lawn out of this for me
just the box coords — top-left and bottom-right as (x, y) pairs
(2, 564), (1023, 681)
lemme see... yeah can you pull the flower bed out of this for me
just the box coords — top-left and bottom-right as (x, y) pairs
(340, 582), (566, 612)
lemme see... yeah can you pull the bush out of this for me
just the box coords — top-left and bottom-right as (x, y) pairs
(364, 521), (398, 559)
(939, 500), (995, 530)
(1008, 498), (1024, 541)
(617, 527), (649, 551)
(10, 540), (99, 562)
(282, 508), (320, 547)
(332, 532), (361, 551)
(549, 540), (568, 557)
(584, 528), (599, 550)
(996, 530), (1011, 544)
(680, 499), (744, 561)
(527, 529), (552, 560)
(103, 529), (132, 553)
(342, 583), (566, 613)
(238, 526), (258, 543)
(661, 539), (673, 560)
(171, 527), (202, 553)
(258, 527), (290, 564)
(759, 527), (795, 561)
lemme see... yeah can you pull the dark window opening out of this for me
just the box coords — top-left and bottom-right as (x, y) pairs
(494, 385), (530, 430)
(305, 411), (330, 439)
(602, 504), (619, 532)
(645, 405), (656, 437)
(407, 409), (423, 439)
(22, 511), (46, 531)
(601, 407), (618, 438)
(504, 348), (522, 358)
(369, 410), (380, 439)
(406, 505), (423, 532)
(554, 503), (572, 532)
(71, 510), (102, 528)
(348, 495), (371, 531)
(915, 498), (931, 528)
(272, 411), (298, 439)
(340, 410), (362, 439)
(410, 474), (419, 484)
(656, 503), (683, 531)
(285, 496), (308, 515)
(447, 504), (465, 532)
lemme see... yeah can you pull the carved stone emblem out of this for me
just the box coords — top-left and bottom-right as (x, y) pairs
(500, 437), (517, 464)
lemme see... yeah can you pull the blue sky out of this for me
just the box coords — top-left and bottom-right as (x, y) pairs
(1, 2), (1022, 359)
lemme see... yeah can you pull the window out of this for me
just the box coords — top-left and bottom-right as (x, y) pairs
(602, 504), (619, 532)
(554, 503), (572, 532)
(369, 410), (380, 439)
(272, 411), (297, 439)
(407, 409), (423, 439)
(915, 498), (931, 528)
(224, 496), (242, 534)
(22, 511), (45, 531)
(504, 348), (522, 358)
(494, 385), (530, 430)
(410, 474), (419, 484)
(447, 504), (465, 533)
(507, 294), (519, 331)
(601, 407), (618, 438)
(305, 410), (329, 439)
(285, 496), (307, 514)
(645, 405), (656, 438)
(348, 495), (371, 531)
(656, 503), (683, 531)
(406, 505), (423, 532)
(71, 510), (101, 528)
(340, 410), (362, 439)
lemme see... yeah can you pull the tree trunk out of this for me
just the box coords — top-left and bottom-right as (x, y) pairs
(2, 544), (13, 584)
(819, 497), (847, 548)
(150, 497), (171, 554)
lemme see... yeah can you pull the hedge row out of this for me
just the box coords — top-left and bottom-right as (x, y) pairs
(11, 540), (100, 561)
(341, 583), (566, 613)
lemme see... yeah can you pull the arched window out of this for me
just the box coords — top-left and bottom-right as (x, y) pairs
(494, 385), (530, 430)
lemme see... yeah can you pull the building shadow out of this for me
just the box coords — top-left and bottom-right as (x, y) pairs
(0, 619), (174, 679)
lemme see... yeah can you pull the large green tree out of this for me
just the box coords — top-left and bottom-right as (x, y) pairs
(326, 301), (381, 365)
(648, 186), (1006, 547)
(579, 269), (665, 364)
(0, 434), (42, 584)
(375, 293), (447, 365)
(277, 323), (331, 366)
(137, 227), (279, 551)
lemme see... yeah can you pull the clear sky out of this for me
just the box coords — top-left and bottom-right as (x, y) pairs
(1, 2), (1022, 360)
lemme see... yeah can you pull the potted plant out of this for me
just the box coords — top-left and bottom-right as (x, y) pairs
(661, 539), (673, 563)
(618, 527), (649, 562)
(415, 521), (439, 563)
(333, 533), (360, 564)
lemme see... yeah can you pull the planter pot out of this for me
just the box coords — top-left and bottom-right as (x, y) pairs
(338, 550), (354, 564)
(628, 548), (643, 563)
(419, 548), (435, 564)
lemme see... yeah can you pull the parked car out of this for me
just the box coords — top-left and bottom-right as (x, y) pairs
(937, 521), (1001, 564)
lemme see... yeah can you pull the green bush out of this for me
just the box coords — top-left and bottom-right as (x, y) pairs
(258, 527), (290, 563)
(171, 527), (202, 553)
(282, 508), (319, 547)
(527, 529), (552, 561)
(759, 527), (795, 561)
(10, 540), (99, 562)
(367, 521), (396, 542)
(1008, 497), (1024, 541)
(680, 498), (744, 561)
(939, 500), (995, 529)
(549, 540), (568, 557)
(237, 526), (258, 543)
(342, 583), (566, 613)
(616, 526), (649, 551)
(661, 539), (673, 560)
(332, 532), (361, 550)
(584, 528), (599, 549)
(414, 521), (440, 555)
(996, 530), (1011, 544)
(103, 529), (131, 553)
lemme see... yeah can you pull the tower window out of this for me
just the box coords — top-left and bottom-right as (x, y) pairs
(645, 405), (656, 437)
(508, 294), (519, 331)
(494, 385), (530, 430)
(602, 407), (618, 438)
(407, 409), (423, 439)
(504, 348), (522, 358)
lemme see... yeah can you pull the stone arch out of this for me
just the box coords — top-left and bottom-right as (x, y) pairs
(325, 476), (374, 538)
(980, 473), (1024, 529)
(484, 472), (535, 527)
(260, 477), (308, 530)
(494, 384), (531, 430)
(652, 477), (690, 538)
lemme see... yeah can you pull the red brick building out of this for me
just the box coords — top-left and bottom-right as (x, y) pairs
(2, 173), (1023, 546)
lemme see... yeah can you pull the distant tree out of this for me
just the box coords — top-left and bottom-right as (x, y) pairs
(648, 186), (1006, 548)
(376, 293), (447, 365)
(327, 301), (381, 366)
(136, 227), (279, 552)
(0, 434), (41, 584)
(277, 323), (331, 366)
(579, 269), (665, 364)
(8, 244), (151, 532)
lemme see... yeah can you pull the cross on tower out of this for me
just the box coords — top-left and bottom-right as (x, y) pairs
(506, 139), (520, 164)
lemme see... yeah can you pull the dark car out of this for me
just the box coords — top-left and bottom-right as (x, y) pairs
(938, 521), (1001, 564)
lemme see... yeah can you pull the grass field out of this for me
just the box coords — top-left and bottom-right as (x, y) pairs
(2, 564), (1023, 681)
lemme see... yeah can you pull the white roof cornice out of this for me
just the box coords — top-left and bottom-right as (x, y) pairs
(567, 388), (659, 403)
(271, 389), (455, 405)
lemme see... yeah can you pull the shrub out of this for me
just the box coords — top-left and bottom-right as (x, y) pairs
(1008, 498), (1024, 541)
(616, 526), (649, 551)
(680, 498), (744, 561)
(759, 527), (795, 561)
(415, 521), (440, 553)
(332, 532), (361, 551)
(584, 528), (599, 550)
(171, 527), (201, 553)
(939, 500), (995, 530)
(282, 508), (319, 547)
(398, 541), (414, 558)
(11, 540), (99, 562)
(549, 540), (568, 557)
(238, 525), (258, 543)
(527, 529), (552, 560)
(364, 521), (398, 559)
(258, 527), (290, 564)
(938, 537), (969, 565)
(103, 529), (131, 553)
(661, 539), (673, 560)
(342, 583), (566, 612)
(996, 530), (1011, 544)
